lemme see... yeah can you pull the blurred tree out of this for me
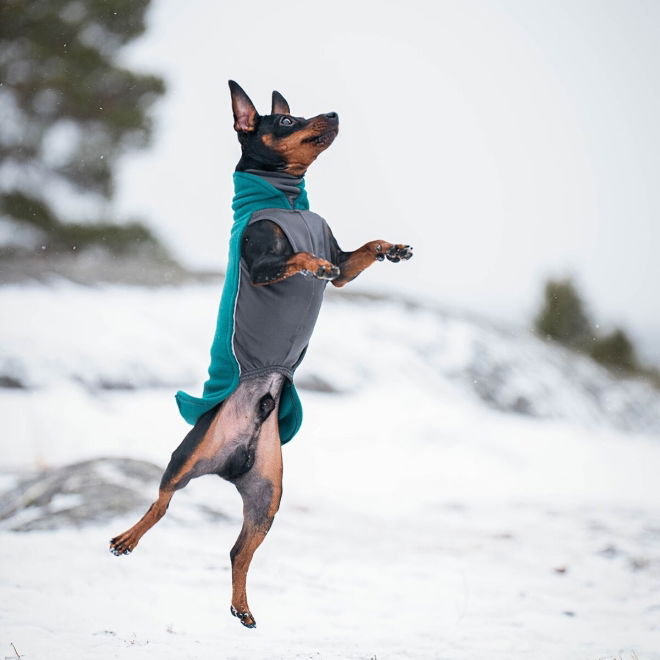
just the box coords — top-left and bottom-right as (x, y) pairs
(589, 328), (638, 374)
(534, 278), (658, 389)
(534, 278), (594, 350)
(0, 0), (165, 254)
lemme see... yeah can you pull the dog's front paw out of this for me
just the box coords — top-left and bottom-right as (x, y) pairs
(386, 244), (413, 262)
(313, 260), (340, 280)
(375, 243), (413, 263)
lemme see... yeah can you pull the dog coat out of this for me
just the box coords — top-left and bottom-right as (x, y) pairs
(175, 171), (334, 444)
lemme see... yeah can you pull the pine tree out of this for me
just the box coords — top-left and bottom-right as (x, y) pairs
(590, 328), (638, 374)
(0, 0), (165, 254)
(534, 278), (594, 350)
(533, 278), (657, 388)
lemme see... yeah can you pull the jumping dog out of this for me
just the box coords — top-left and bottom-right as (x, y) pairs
(109, 81), (413, 628)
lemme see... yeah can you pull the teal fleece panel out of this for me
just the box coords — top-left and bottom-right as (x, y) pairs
(175, 171), (310, 444)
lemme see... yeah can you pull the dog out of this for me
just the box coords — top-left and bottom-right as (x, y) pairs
(109, 81), (413, 628)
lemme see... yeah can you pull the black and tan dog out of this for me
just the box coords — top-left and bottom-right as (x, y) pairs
(110, 81), (412, 628)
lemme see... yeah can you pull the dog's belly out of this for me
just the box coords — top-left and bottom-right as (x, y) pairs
(164, 372), (285, 488)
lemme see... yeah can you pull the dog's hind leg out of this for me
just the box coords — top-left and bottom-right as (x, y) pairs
(109, 404), (220, 556)
(109, 373), (283, 563)
(110, 371), (285, 628)
(228, 382), (284, 629)
(109, 488), (174, 556)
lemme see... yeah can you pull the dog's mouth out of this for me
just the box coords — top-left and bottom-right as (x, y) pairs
(302, 127), (338, 147)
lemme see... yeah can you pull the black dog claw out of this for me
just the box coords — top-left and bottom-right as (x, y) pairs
(231, 605), (257, 629)
(388, 245), (413, 261)
(379, 244), (413, 263)
(314, 264), (339, 280)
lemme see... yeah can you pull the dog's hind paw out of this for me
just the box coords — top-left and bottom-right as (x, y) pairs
(231, 604), (257, 629)
(109, 533), (135, 556)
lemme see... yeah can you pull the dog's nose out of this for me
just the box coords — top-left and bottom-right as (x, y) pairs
(325, 112), (338, 121)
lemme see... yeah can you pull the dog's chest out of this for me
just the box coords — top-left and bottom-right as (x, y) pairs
(248, 208), (331, 258)
(232, 208), (333, 377)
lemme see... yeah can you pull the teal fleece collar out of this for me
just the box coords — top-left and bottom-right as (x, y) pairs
(174, 171), (309, 444)
(232, 170), (309, 214)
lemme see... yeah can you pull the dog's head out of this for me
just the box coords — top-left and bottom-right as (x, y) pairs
(229, 80), (338, 176)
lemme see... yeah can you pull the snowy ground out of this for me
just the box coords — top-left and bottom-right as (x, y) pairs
(1, 281), (660, 659)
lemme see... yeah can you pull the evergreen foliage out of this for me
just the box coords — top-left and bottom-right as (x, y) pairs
(534, 277), (657, 388)
(0, 0), (166, 255)
(534, 278), (594, 350)
(589, 328), (638, 374)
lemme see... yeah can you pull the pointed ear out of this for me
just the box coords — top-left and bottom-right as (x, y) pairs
(271, 90), (290, 115)
(228, 80), (259, 132)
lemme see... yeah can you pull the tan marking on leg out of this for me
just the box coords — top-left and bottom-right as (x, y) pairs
(331, 240), (392, 287)
(109, 489), (173, 555)
(253, 251), (338, 286)
(110, 380), (268, 556)
(229, 405), (283, 628)
(159, 385), (262, 490)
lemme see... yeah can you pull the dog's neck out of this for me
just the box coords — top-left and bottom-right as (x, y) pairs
(244, 169), (304, 207)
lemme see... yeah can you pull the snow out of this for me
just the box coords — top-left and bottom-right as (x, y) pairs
(1, 281), (659, 659)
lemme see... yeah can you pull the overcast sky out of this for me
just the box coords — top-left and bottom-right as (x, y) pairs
(115, 0), (660, 363)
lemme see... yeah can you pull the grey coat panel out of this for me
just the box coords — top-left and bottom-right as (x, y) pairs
(232, 208), (333, 380)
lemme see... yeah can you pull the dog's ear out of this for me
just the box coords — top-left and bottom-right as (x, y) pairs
(229, 80), (259, 133)
(271, 90), (290, 115)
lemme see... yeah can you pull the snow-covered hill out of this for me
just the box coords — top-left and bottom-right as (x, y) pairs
(2, 280), (659, 660)
(1, 279), (659, 435)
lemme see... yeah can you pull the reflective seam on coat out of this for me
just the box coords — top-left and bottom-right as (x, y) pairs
(231, 245), (243, 378)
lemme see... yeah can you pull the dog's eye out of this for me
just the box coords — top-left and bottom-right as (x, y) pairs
(279, 116), (294, 126)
